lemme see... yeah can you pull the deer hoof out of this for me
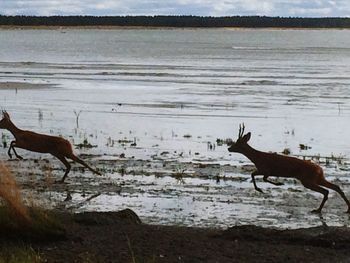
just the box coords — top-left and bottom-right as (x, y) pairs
(255, 188), (264, 194)
(55, 179), (66, 184)
(311, 209), (322, 214)
(275, 182), (284, 186)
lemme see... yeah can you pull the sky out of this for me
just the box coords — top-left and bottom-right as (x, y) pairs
(0, 0), (349, 17)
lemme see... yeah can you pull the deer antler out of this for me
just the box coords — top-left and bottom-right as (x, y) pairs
(238, 123), (245, 139)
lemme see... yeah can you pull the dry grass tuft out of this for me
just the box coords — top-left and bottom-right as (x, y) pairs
(0, 161), (30, 224)
(0, 161), (65, 241)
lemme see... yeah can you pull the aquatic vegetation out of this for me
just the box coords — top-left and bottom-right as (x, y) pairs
(299, 144), (312, 150)
(216, 138), (233, 146)
(282, 148), (291, 155)
(75, 138), (97, 149)
(117, 138), (134, 145)
(173, 167), (186, 184)
(106, 137), (115, 147)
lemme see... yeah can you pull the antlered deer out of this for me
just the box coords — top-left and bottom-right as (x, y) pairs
(228, 124), (350, 213)
(0, 111), (101, 183)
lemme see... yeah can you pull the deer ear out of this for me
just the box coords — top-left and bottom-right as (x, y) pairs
(242, 132), (251, 142)
(3, 111), (10, 119)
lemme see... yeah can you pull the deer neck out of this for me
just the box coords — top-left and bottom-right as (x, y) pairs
(6, 120), (22, 138)
(239, 144), (263, 164)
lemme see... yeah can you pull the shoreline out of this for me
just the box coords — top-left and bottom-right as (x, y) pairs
(1, 25), (350, 30)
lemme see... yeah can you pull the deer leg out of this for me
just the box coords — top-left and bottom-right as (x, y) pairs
(7, 142), (13, 159)
(320, 180), (350, 213)
(68, 154), (101, 176)
(8, 141), (23, 160)
(251, 170), (264, 193)
(302, 182), (329, 213)
(54, 154), (71, 183)
(263, 175), (284, 186)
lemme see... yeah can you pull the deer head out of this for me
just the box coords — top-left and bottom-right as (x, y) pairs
(228, 124), (251, 153)
(0, 111), (11, 129)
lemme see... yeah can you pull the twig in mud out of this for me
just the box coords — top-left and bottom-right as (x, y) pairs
(67, 192), (101, 210)
(84, 192), (101, 202)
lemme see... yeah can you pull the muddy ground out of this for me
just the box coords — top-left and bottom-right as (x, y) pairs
(3, 209), (350, 263)
(5, 152), (350, 229)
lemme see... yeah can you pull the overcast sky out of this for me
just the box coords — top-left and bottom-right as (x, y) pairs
(1, 0), (349, 17)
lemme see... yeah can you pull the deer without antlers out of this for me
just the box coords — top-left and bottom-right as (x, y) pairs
(0, 111), (101, 183)
(228, 124), (350, 213)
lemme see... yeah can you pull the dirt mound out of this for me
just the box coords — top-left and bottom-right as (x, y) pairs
(222, 225), (350, 249)
(73, 208), (142, 225)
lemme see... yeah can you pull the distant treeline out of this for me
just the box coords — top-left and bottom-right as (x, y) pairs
(1, 15), (350, 28)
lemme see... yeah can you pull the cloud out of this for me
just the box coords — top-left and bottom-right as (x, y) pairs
(0, 0), (349, 17)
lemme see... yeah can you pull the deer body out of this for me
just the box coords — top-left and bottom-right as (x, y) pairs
(0, 111), (101, 183)
(228, 124), (350, 213)
(241, 145), (322, 180)
(11, 130), (72, 154)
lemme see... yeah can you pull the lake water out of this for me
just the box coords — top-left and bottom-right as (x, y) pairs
(1, 28), (350, 228)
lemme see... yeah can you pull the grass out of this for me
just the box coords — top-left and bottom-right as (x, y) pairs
(126, 234), (156, 263)
(126, 235), (136, 263)
(0, 162), (30, 224)
(0, 162), (66, 241)
(0, 245), (42, 263)
(0, 161), (68, 262)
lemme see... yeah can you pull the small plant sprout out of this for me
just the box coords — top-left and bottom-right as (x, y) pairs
(73, 110), (82, 128)
(174, 166), (186, 184)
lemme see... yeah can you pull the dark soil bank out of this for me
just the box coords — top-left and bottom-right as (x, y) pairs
(2, 209), (350, 263)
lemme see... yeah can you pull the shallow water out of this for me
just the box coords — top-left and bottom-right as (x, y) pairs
(1, 28), (350, 228)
